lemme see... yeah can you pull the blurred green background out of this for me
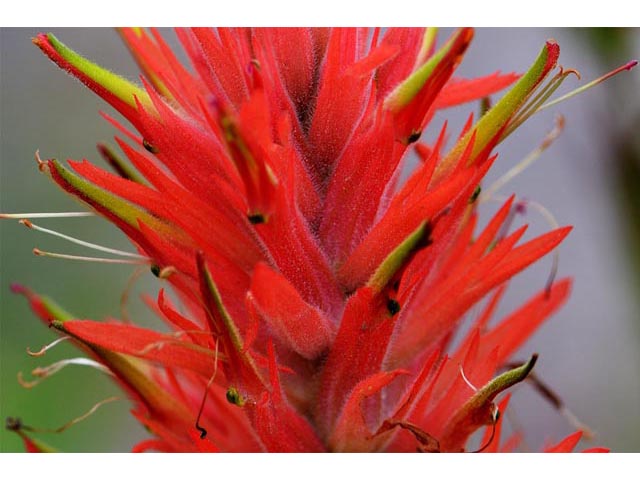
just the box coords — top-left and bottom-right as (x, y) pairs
(1, 28), (639, 452)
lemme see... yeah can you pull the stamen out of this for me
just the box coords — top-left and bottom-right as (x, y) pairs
(538, 60), (638, 112)
(26, 336), (71, 357)
(482, 115), (565, 202)
(459, 363), (478, 392)
(195, 339), (219, 439)
(18, 357), (112, 389)
(0, 212), (94, 219)
(471, 404), (500, 453)
(503, 67), (577, 138)
(521, 199), (561, 296)
(504, 60), (636, 139)
(33, 248), (149, 265)
(21, 220), (147, 259)
(20, 397), (120, 434)
(34, 149), (45, 168)
(495, 206), (518, 244)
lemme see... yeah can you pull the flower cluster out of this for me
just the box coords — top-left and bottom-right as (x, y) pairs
(7, 27), (632, 452)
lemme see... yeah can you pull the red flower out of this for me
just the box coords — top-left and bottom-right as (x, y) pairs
(7, 28), (630, 452)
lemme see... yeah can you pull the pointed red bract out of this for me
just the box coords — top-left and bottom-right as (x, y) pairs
(329, 370), (406, 452)
(61, 320), (218, 378)
(248, 262), (334, 359)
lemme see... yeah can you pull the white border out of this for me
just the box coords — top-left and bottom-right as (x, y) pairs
(1, 0), (638, 26)
(1, 452), (638, 479)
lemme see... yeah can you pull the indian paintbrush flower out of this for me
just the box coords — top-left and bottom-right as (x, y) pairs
(4, 28), (636, 452)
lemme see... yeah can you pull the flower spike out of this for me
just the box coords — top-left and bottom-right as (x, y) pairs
(7, 28), (621, 452)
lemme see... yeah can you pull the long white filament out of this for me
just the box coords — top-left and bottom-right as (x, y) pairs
(481, 115), (565, 203)
(32, 248), (149, 265)
(21, 219), (147, 259)
(27, 336), (71, 357)
(0, 212), (95, 219)
(18, 357), (113, 389)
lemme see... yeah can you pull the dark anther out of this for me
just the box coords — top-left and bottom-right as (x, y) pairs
(387, 299), (401, 316)
(5, 417), (22, 431)
(248, 213), (265, 225)
(226, 387), (242, 406)
(469, 186), (482, 204)
(407, 131), (422, 144)
(150, 265), (161, 277)
(195, 424), (208, 439)
(142, 139), (159, 154)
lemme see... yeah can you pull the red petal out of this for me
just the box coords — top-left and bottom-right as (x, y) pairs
(196, 253), (265, 396)
(317, 287), (398, 434)
(307, 29), (395, 179)
(389, 28), (474, 144)
(339, 168), (476, 292)
(32, 33), (150, 128)
(255, 185), (343, 317)
(480, 279), (572, 363)
(157, 289), (210, 348)
(582, 447), (610, 453)
(320, 111), (403, 265)
(190, 28), (250, 108)
(61, 320), (217, 378)
(375, 28), (426, 99)
(256, 28), (316, 118)
(545, 431), (583, 452)
(248, 262), (334, 359)
(391, 225), (569, 366)
(329, 370), (406, 452)
(434, 72), (520, 109)
(250, 343), (326, 452)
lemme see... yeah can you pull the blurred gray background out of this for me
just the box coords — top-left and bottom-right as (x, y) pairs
(1, 28), (639, 452)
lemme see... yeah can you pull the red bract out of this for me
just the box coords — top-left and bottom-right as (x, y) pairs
(10, 28), (611, 452)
